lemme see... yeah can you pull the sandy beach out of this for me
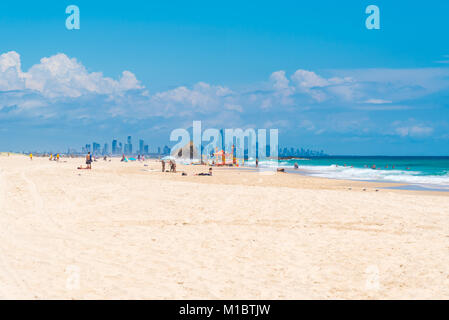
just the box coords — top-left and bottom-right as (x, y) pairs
(0, 154), (448, 299)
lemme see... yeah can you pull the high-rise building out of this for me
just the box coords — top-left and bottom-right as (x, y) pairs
(92, 142), (101, 155)
(220, 128), (225, 150)
(126, 136), (132, 154)
(144, 145), (149, 154)
(112, 139), (118, 154)
(163, 145), (170, 155)
(139, 139), (144, 155)
(103, 143), (109, 155)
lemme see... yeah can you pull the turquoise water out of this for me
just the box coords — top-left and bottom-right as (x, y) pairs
(255, 157), (449, 189)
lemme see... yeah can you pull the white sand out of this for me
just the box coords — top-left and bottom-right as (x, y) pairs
(0, 154), (448, 299)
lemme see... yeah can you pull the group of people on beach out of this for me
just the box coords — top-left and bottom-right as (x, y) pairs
(161, 160), (176, 173)
(48, 154), (60, 161)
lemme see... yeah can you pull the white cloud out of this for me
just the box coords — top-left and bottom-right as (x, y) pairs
(363, 99), (392, 104)
(395, 125), (434, 137)
(151, 81), (232, 115)
(291, 70), (329, 88)
(0, 51), (25, 91)
(0, 51), (142, 98)
(270, 71), (292, 91)
(224, 103), (243, 112)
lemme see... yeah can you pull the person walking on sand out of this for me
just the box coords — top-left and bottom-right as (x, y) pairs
(29, 153), (33, 161)
(86, 152), (92, 169)
(161, 160), (165, 172)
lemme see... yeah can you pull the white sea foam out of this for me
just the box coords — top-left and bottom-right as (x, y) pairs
(297, 165), (449, 187)
(247, 160), (449, 188)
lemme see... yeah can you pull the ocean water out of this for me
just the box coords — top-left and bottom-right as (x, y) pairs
(250, 157), (449, 190)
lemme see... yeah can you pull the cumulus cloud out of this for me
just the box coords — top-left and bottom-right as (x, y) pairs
(291, 70), (329, 88)
(0, 51), (142, 98)
(270, 71), (291, 91)
(150, 82), (233, 115)
(268, 69), (354, 103)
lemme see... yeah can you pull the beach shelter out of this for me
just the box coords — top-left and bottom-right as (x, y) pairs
(171, 141), (200, 161)
(214, 150), (226, 165)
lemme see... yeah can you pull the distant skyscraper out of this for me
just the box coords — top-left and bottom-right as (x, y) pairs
(112, 139), (118, 154)
(92, 142), (101, 155)
(144, 145), (149, 155)
(158, 147), (161, 154)
(139, 139), (144, 154)
(220, 128), (224, 150)
(126, 136), (132, 154)
(103, 143), (109, 155)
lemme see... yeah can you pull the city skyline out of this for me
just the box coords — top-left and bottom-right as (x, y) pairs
(15, 133), (327, 158)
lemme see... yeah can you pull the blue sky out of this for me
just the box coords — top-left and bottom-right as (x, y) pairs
(0, 0), (448, 155)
